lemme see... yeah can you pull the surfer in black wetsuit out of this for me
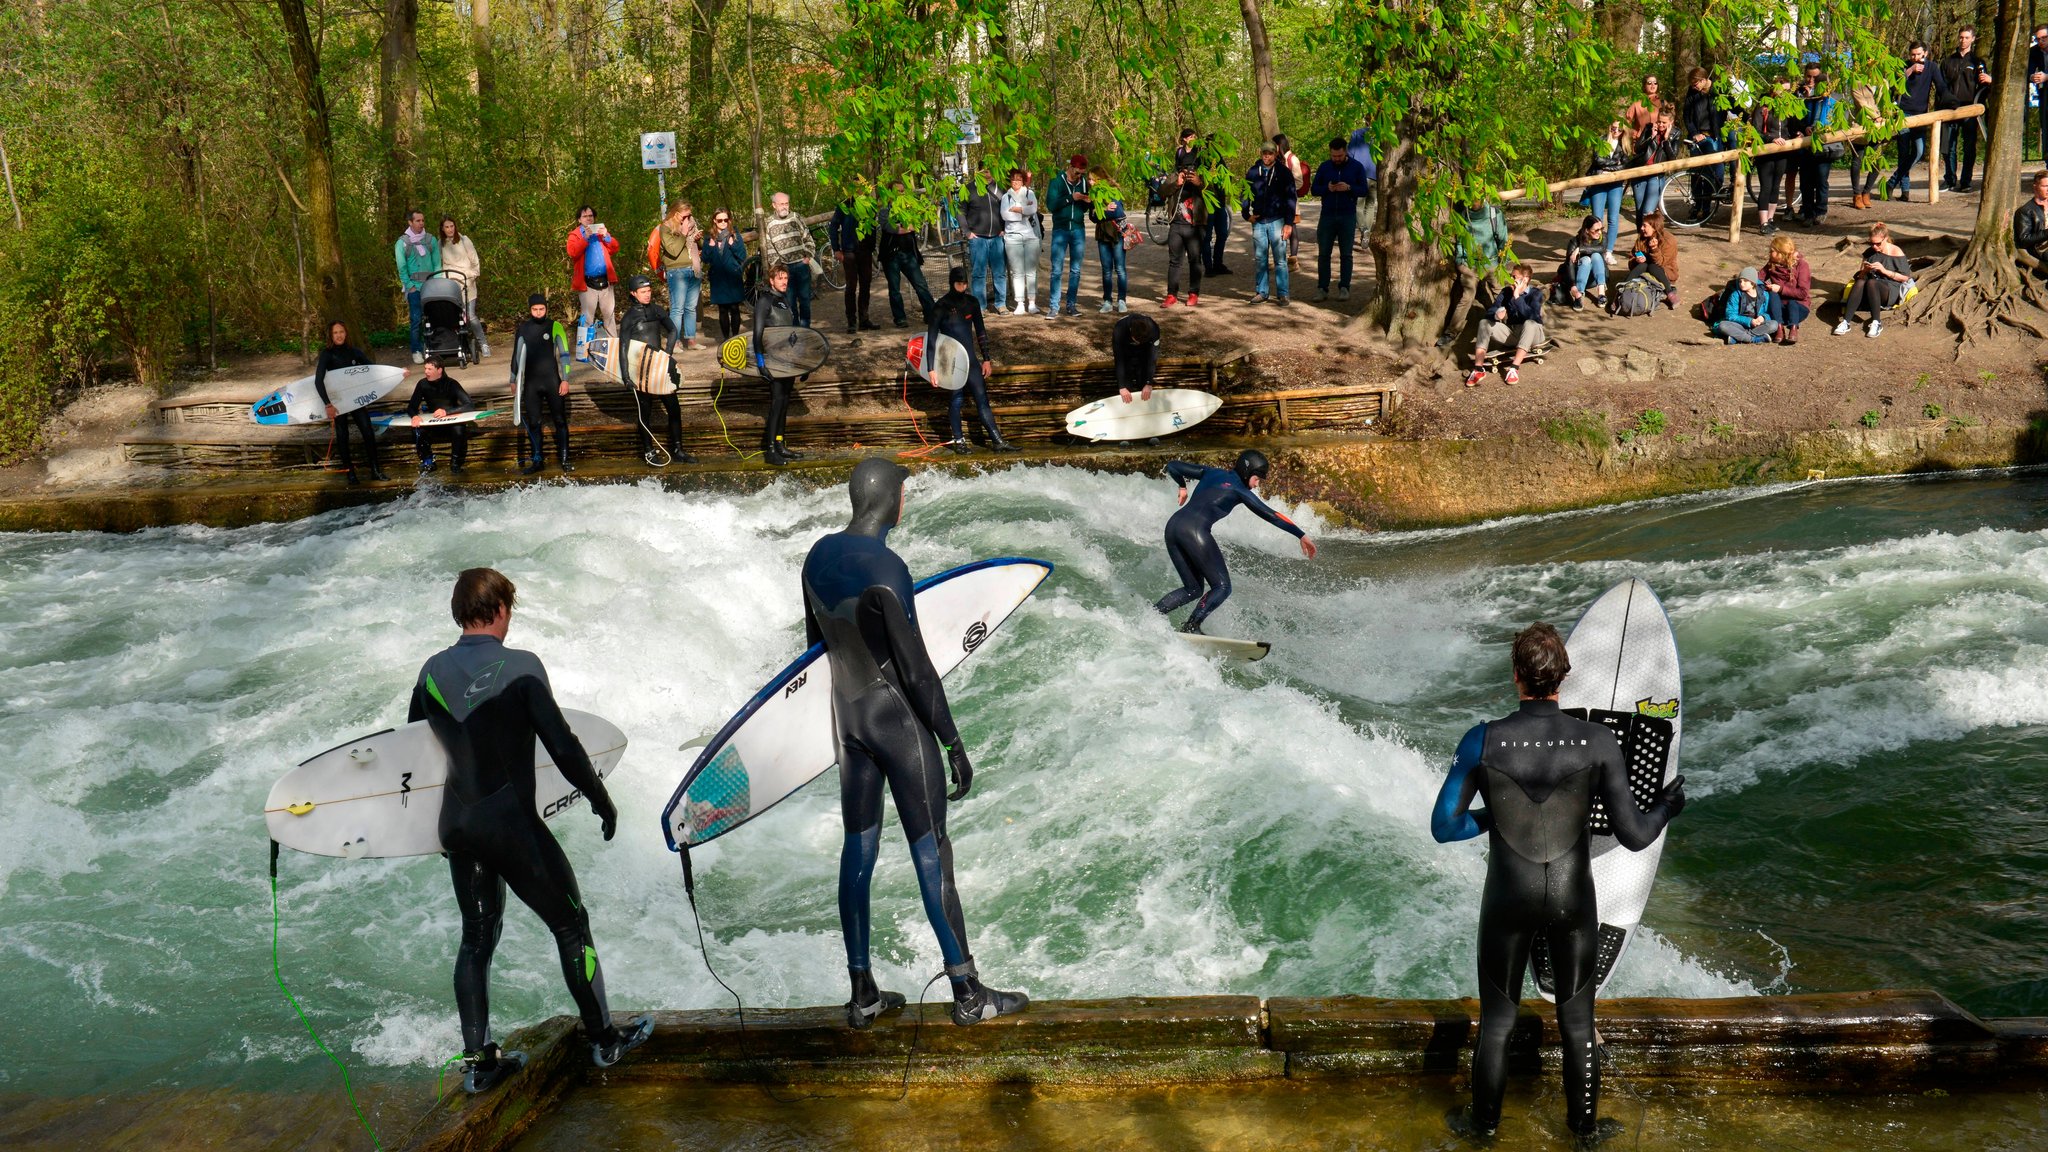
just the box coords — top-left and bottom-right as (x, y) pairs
(1431, 622), (1686, 1145)
(410, 568), (652, 1092)
(509, 294), (573, 475)
(753, 263), (802, 466)
(931, 265), (1016, 454)
(314, 320), (389, 485)
(1111, 313), (1160, 403)
(618, 275), (696, 467)
(801, 459), (1029, 1029)
(407, 358), (475, 476)
(1153, 450), (1317, 634)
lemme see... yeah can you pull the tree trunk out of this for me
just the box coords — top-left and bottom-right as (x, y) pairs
(379, 0), (420, 236)
(276, 0), (357, 336)
(1597, 0), (1644, 54)
(1239, 0), (1280, 143)
(685, 0), (731, 183)
(1361, 120), (1449, 350)
(1905, 0), (2048, 349)
(471, 0), (494, 139)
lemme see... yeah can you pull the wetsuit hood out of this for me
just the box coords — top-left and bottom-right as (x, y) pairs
(847, 458), (907, 538)
(1233, 449), (1270, 486)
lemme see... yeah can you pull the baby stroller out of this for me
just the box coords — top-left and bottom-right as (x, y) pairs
(420, 270), (481, 365)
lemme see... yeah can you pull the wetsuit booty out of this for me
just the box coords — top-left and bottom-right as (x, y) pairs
(1571, 1117), (1625, 1149)
(462, 1044), (528, 1094)
(845, 968), (907, 1030)
(1177, 618), (1205, 635)
(520, 457), (545, 476)
(947, 960), (1028, 1026)
(1443, 1104), (1498, 1143)
(591, 1013), (655, 1068)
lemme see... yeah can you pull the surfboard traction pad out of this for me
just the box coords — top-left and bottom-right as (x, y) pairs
(1529, 707), (1675, 997)
(681, 745), (754, 843)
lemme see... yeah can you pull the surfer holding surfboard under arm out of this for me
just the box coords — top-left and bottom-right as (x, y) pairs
(1152, 451), (1316, 635)
(930, 265), (1017, 454)
(801, 460), (1029, 1028)
(510, 294), (574, 475)
(1431, 622), (1686, 1145)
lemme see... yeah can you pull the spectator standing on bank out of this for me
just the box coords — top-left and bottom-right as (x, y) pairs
(1276, 134), (1310, 271)
(1632, 106), (1682, 226)
(961, 165), (1009, 314)
(761, 192), (817, 327)
(1093, 171), (1130, 312)
(1937, 28), (1993, 192)
(566, 205), (620, 343)
(1749, 79), (1792, 236)
(438, 215), (488, 359)
(1792, 64), (1837, 226)
(1583, 120), (1633, 268)
(1164, 165), (1208, 308)
(1000, 169), (1042, 316)
(1245, 142), (1296, 306)
(1761, 234), (1812, 343)
(2015, 170), (2048, 270)
(646, 201), (704, 350)
(831, 193), (879, 332)
(703, 208), (748, 341)
(1889, 42), (1948, 201)
(880, 180), (938, 327)
(1438, 200), (1508, 348)
(1465, 262), (1544, 387)
(1625, 75), (1663, 134)
(1682, 68), (1737, 207)
(1347, 125), (1380, 226)
(1310, 136), (1370, 302)
(2030, 27), (2048, 163)
(1047, 155), (1094, 318)
(1200, 134), (1233, 276)
(1175, 128), (1202, 173)
(394, 209), (441, 365)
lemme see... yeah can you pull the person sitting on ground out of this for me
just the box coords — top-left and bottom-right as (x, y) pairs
(1618, 211), (1680, 309)
(1761, 234), (1813, 343)
(407, 357), (476, 476)
(2014, 171), (2048, 274)
(1559, 215), (1608, 310)
(1466, 263), (1545, 388)
(1715, 267), (1779, 345)
(1112, 313), (1162, 402)
(1834, 222), (1912, 337)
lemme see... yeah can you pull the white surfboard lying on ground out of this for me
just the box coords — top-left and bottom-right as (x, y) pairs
(1066, 389), (1222, 441)
(1180, 634), (1271, 662)
(371, 408), (500, 428)
(265, 709), (629, 859)
(252, 364), (408, 426)
(661, 557), (1053, 851)
(1531, 576), (1683, 999)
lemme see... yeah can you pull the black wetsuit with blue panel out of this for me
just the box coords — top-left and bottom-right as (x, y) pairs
(1153, 457), (1304, 631)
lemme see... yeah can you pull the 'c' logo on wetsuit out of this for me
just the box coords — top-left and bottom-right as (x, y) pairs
(464, 661), (507, 703)
(962, 622), (989, 654)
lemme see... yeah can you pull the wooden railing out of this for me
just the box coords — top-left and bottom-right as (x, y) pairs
(1499, 104), (1987, 242)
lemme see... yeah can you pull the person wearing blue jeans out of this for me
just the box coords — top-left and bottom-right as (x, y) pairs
(1715, 267), (1779, 344)
(647, 201), (703, 348)
(394, 209), (441, 364)
(1310, 137), (1370, 300)
(1631, 111), (1680, 225)
(1094, 182), (1128, 311)
(1245, 143), (1296, 304)
(1046, 157), (1094, 317)
(960, 168), (1009, 312)
(1582, 121), (1630, 262)
(1561, 216), (1607, 308)
(1889, 42), (1944, 200)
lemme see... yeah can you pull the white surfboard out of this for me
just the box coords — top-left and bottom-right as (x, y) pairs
(371, 408), (500, 428)
(252, 364), (408, 426)
(265, 709), (629, 859)
(1066, 389), (1222, 441)
(906, 333), (971, 391)
(1180, 634), (1271, 662)
(661, 557), (1053, 851)
(1532, 577), (1683, 998)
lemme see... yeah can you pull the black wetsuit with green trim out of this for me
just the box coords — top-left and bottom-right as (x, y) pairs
(410, 634), (621, 1050)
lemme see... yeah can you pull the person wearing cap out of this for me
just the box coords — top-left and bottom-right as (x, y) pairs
(618, 275), (696, 465)
(1046, 155), (1094, 319)
(1245, 142), (1296, 306)
(930, 265), (1015, 453)
(509, 293), (573, 475)
(1715, 266), (1779, 345)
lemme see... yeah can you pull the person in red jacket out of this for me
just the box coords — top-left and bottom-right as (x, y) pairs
(565, 205), (621, 347)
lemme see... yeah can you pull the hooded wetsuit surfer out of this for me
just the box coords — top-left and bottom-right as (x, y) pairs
(801, 458), (1029, 1028)
(1153, 450), (1317, 634)
(410, 567), (652, 1092)
(1431, 622), (1686, 1145)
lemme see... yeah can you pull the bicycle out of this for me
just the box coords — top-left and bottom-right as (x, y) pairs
(1658, 139), (1759, 229)
(1144, 173), (1172, 244)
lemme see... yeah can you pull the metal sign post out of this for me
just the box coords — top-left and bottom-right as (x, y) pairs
(641, 131), (678, 216)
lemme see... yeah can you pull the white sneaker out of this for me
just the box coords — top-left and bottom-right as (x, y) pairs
(1604, 254), (1623, 269)
(1832, 320), (1852, 336)
(1866, 319), (1882, 338)
(479, 343), (493, 358)
(411, 351), (425, 364)
(1116, 300), (1128, 313)
(1011, 305), (1026, 316)
(1336, 286), (1350, 301)
(1026, 300), (1037, 314)
(1098, 300), (1115, 313)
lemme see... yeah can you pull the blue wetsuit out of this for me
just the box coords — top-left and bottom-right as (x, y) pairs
(1153, 460), (1304, 630)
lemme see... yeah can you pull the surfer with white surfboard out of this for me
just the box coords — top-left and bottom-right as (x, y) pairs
(930, 265), (1018, 454)
(801, 460), (1029, 1028)
(509, 294), (574, 475)
(410, 568), (652, 1092)
(618, 275), (696, 466)
(1152, 451), (1316, 636)
(314, 321), (391, 485)
(1112, 313), (1161, 403)
(1431, 622), (1687, 1145)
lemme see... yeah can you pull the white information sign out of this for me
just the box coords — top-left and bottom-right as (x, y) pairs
(943, 108), (981, 146)
(641, 131), (677, 170)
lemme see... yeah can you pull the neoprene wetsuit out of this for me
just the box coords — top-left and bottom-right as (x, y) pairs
(410, 634), (622, 1053)
(1153, 460), (1304, 631)
(509, 318), (570, 468)
(1432, 699), (1682, 1138)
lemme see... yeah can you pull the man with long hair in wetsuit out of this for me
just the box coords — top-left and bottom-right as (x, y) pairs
(1153, 450), (1317, 634)
(802, 459), (1029, 1029)
(411, 568), (652, 1092)
(1431, 622), (1687, 1145)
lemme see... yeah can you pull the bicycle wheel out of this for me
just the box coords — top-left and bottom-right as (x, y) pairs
(1146, 202), (1171, 245)
(810, 226), (845, 291)
(741, 254), (761, 296)
(1661, 172), (1717, 229)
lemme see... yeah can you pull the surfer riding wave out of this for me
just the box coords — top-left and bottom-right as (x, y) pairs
(1153, 450), (1316, 634)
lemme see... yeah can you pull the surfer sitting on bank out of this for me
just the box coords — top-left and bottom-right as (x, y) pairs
(618, 275), (696, 466)
(1153, 451), (1316, 635)
(802, 459), (1028, 1028)
(1112, 313), (1161, 403)
(407, 358), (475, 476)
(930, 265), (1017, 454)
(1431, 622), (1687, 1145)
(411, 568), (652, 1092)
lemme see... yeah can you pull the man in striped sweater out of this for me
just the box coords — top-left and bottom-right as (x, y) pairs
(762, 192), (817, 327)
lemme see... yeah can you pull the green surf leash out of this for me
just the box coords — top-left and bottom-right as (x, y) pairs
(270, 840), (384, 1150)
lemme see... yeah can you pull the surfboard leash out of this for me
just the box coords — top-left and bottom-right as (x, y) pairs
(269, 840), (385, 1150)
(895, 367), (946, 460)
(710, 367), (764, 463)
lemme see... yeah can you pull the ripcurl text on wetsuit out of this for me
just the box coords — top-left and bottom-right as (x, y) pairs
(1153, 460), (1304, 630)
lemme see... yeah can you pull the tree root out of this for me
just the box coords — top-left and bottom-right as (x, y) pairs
(1902, 253), (2048, 358)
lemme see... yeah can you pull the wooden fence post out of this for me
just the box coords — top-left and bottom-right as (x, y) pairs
(1927, 120), (1941, 205)
(1728, 157), (1746, 244)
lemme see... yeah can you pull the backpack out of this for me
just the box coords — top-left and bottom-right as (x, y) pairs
(1612, 276), (1657, 317)
(1693, 277), (1739, 323)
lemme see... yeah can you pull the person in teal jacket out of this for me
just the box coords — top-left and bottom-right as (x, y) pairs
(1045, 155), (1094, 317)
(394, 209), (443, 364)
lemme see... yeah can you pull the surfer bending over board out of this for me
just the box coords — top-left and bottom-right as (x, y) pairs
(1430, 623), (1686, 1145)
(510, 294), (574, 475)
(801, 459), (1029, 1028)
(407, 358), (475, 475)
(619, 275), (697, 466)
(932, 265), (1017, 453)
(1153, 451), (1316, 634)
(411, 568), (652, 1092)
(1111, 313), (1160, 403)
